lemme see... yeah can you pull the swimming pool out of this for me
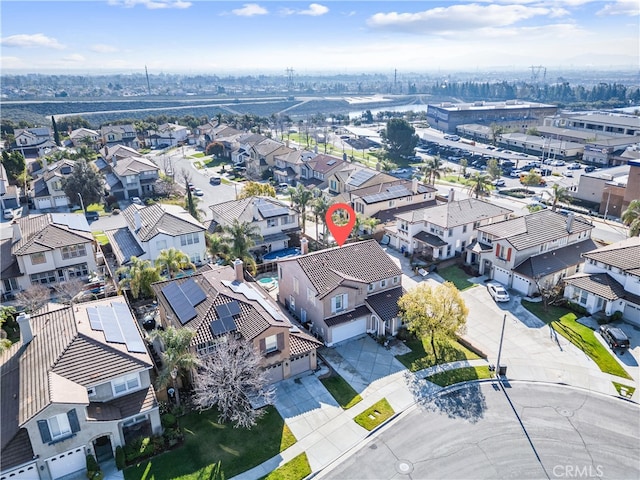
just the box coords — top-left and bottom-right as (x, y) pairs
(258, 277), (278, 291)
(262, 247), (301, 261)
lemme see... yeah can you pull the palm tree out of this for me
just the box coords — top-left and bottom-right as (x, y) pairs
(622, 199), (640, 237)
(288, 184), (315, 235)
(549, 184), (572, 212)
(423, 156), (444, 185)
(156, 248), (196, 279)
(311, 194), (332, 246)
(206, 233), (230, 264)
(468, 173), (491, 199)
(150, 327), (199, 408)
(116, 256), (161, 300)
(362, 217), (380, 237)
(222, 219), (262, 275)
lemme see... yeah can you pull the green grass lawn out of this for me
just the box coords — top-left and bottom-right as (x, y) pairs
(86, 203), (105, 214)
(124, 406), (295, 480)
(190, 152), (206, 158)
(521, 301), (632, 380)
(92, 231), (109, 246)
(320, 373), (362, 409)
(354, 398), (394, 431)
(262, 453), (311, 480)
(396, 337), (482, 372)
(441, 175), (472, 186)
(204, 157), (229, 168)
(426, 366), (492, 387)
(437, 266), (476, 291)
(612, 381), (636, 398)
(193, 161), (203, 169)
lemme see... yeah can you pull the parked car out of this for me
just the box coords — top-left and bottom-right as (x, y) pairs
(550, 160), (565, 166)
(84, 211), (99, 222)
(209, 176), (221, 185)
(584, 165), (596, 173)
(567, 162), (582, 170)
(193, 188), (204, 196)
(563, 170), (574, 177)
(491, 179), (506, 187)
(131, 197), (144, 205)
(599, 324), (630, 350)
(3, 209), (14, 220)
(487, 282), (510, 302)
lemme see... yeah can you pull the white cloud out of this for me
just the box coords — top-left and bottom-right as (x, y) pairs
(231, 3), (268, 16)
(299, 4), (329, 16)
(367, 4), (567, 34)
(62, 54), (86, 63)
(597, 0), (640, 16)
(107, 0), (191, 9)
(1, 33), (64, 49)
(91, 44), (118, 53)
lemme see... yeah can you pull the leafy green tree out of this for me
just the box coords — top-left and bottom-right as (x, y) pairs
(423, 156), (445, 185)
(116, 256), (161, 300)
(288, 184), (315, 235)
(468, 173), (491, 199)
(205, 142), (224, 157)
(311, 194), (332, 246)
(380, 119), (419, 160)
(238, 181), (276, 199)
(1, 150), (26, 182)
(222, 219), (262, 275)
(206, 233), (231, 263)
(398, 282), (468, 363)
(521, 169), (543, 187)
(62, 160), (104, 208)
(52, 116), (61, 147)
(622, 199), (640, 237)
(0, 306), (16, 353)
(487, 158), (502, 180)
(151, 326), (199, 408)
(156, 248), (196, 279)
(459, 158), (468, 180)
(549, 184), (572, 212)
(490, 123), (505, 146)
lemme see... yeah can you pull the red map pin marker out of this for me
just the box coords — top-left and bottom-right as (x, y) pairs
(325, 203), (356, 247)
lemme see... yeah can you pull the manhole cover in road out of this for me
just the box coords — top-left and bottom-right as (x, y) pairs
(557, 407), (574, 417)
(395, 460), (414, 475)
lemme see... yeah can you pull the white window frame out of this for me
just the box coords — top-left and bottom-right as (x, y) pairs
(112, 372), (140, 397)
(332, 293), (347, 314)
(393, 276), (399, 285)
(61, 244), (87, 260)
(306, 287), (315, 305)
(265, 335), (278, 353)
(380, 279), (387, 288)
(368, 283), (374, 292)
(293, 276), (299, 294)
(30, 252), (46, 265)
(267, 218), (278, 228)
(48, 413), (72, 441)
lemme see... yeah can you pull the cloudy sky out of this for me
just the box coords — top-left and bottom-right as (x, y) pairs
(1, 0), (638, 74)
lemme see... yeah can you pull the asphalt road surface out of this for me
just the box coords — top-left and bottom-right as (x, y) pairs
(318, 382), (640, 480)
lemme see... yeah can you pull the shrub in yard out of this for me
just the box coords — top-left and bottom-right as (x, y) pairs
(115, 446), (125, 470)
(565, 301), (588, 317)
(161, 413), (177, 428)
(86, 454), (100, 479)
(607, 311), (623, 323)
(396, 326), (413, 342)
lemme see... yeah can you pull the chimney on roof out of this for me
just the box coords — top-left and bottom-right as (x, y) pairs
(412, 177), (419, 194)
(566, 212), (574, 233)
(133, 209), (142, 231)
(233, 258), (244, 283)
(300, 237), (309, 255)
(12, 222), (22, 243)
(449, 188), (455, 203)
(17, 312), (33, 345)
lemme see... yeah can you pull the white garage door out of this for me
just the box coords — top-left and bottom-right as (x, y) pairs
(53, 196), (68, 207)
(330, 317), (367, 346)
(37, 198), (52, 209)
(0, 462), (38, 480)
(492, 266), (511, 287)
(46, 446), (86, 479)
(512, 275), (531, 296)
(624, 302), (640, 327)
(290, 354), (310, 376)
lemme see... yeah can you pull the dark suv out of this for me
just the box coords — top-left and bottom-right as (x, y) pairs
(599, 324), (630, 350)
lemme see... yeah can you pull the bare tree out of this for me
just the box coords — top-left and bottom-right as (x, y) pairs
(534, 276), (565, 312)
(192, 336), (275, 429)
(14, 284), (51, 313)
(54, 279), (85, 305)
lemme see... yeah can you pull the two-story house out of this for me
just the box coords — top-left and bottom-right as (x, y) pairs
(563, 237), (640, 326)
(106, 155), (160, 201)
(326, 165), (396, 197)
(12, 127), (56, 158)
(1, 163), (21, 210)
(147, 123), (190, 148)
(209, 196), (300, 260)
(472, 210), (595, 296)
(106, 203), (207, 268)
(194, 123), (242, 150)
(0, 297), (161, 480)
(69, 128), (100, 149)
(273, 149), (316, 186)
(100, 125), (139, 149)
(277, 239), (404, 346)
(31, 159), (76, 210)
(249, 139), (294, 179)
(232, 133), (269, 167)
(1, 213), (99, 300)
(389, 198), (513, 261)
(299, 154), (345, 190)
(152, 261), (322, 384)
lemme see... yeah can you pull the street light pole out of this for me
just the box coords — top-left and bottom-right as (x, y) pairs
(78, 192), (86, 214)
(496, 314), (506, 379)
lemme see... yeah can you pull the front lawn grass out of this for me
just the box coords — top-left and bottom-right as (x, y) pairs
(396, 337), (481, 372)
(262, 453), (311, 480)
(204, 157), (229, 168)
(320, 373), (362, 409)
(124, 406), (295, 480)
(190, 152), (206, 158)
(426, 366), (492, 387)
(612, 381), (636, 398)
(92, 231), (109, 246)
(86, 203), (105, 214)
(521, 301), (632, 380)
(354, 398), (394, 431)
(437, 266), (476, 291)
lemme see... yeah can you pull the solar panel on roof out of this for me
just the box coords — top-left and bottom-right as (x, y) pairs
(226, 301), (241, 316)
(112, 302), (147, 353)
(221, 316), (237, 333)
(215, 303), (231, 319)
(210, 320), (226, 336)
(99, 306), (125, 344)
(257, 202), (289, 218)
(87, 308), (102, 331)
(162, 283), (197, 325)
(180, 278), (206, 306)
(327, 160), (336, 165)
(348, 169), (376, 187)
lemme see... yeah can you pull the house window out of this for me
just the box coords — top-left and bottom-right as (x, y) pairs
(30, 270), (57, 285)
(264, 335), (278, 353)
(267, 218), (278, 228)
(293, 277), (299, 294)
(448, 229), (453, 237)
(30, 252), (46, 265)
(48, 413), (72, 441)
(281, 216), (294, 225)
(393, 276), (399, 285)
(388, 200), (395, 208)
(87, 387), (96, 397)
(180, 233), (200, 246)
(61, 244), (87, 260)
(112, 373), (140, 396)
(156, 239), (167, 250)
(306, 287), (315, 305)
(288, 295), (295, 312)
(66, 263), (89, 279)
(3, 278), (18, 292)
(278, 267), (283, 280)
(380, 279), (387, 288)
(463, 225), (468, 234)
(355, 203), (364, 213)
(330, 180), (337, 191)
(126, 175), (136, 185)
(447, 245), (452, 257)
(331, 293), (347, 313)
(190, 253), (201, 264)
(368, 283), (374, 292)
(579, 289), (588, 305)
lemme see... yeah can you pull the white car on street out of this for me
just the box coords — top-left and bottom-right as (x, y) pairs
(487, 282), (510, 302)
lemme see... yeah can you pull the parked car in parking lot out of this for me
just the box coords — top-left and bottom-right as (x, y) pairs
(567, 162), (582, 170)
(599, 324), (630, 351)
(487, 282), (510, 302)
(584, 165), (596, 173)
(563, 170), (574, 177)
(491, 179), (506, 187)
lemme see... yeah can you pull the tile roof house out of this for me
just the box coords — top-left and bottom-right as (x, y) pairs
(99, 124), (139, 149)
(471, 210), (595, 296)
(0, 297), (161, 480)
(11, 127), (56, 157)
(249, 139), (294, 180)
(106, 203), (207, 268)
(388, 198), (513, 261)
(69, 128), (100, 148)
(152, 261), (322, 384)
(563, 237), (640, 326)
(30, 159), (76, 210)
(273, 148), (316, 186)
(194, 123), (242, 149)
(277, 239), (404, 346)
(209, 196), (300, 260)
(0, 213), (99, 300)
(0, 163), (20, 210)
(299, 153), (345, 190)
(106, 154), (160, 201)
(326, 164), (396, 196)
(146, 123), (190, 147)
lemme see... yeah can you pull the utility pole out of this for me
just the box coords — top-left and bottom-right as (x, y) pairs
(496, 314), (506, 379)
(145, 65), (151, 96)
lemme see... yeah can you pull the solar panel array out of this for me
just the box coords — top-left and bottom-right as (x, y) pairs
(86, 302), (147, 353)
(363, 185), (411, 204)
(222, 280), (285, 322)
(161, 279), (207, 325)
(327, 159), (336, 166)
(257, 201), (289, 218)
(347, 169), (376, 187)
(210, 300), (241, 337)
